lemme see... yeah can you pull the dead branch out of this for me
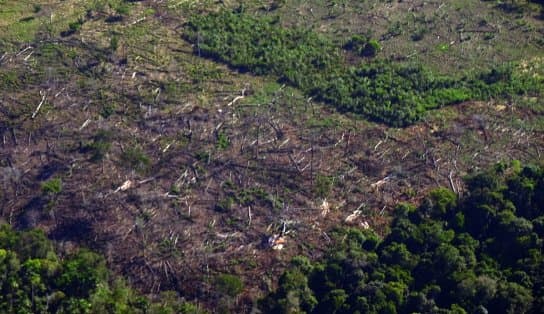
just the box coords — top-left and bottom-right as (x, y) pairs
(10, 128), (17, 146)
(287, 152), (302, 173)
(334, 132), (345, 147)
(23, 51), (34, 61)
(138, 177), (156, 185)
(371, 175), (392, 191)
(226, 88), (246, 106)
(31, 90), (47, 119)
(16, 46), (32, 57)
(374, 140), (383, 151)
(131, 17), (146, 25)
(79, 119), (91, 131)
(54, 88), (65, 98)
(448, 171), (458, 195)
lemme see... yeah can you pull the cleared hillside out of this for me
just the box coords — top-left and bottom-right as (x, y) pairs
(1, 0), (543, 312)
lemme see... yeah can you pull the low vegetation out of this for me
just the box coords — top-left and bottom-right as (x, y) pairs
(185, 10), (543, 126)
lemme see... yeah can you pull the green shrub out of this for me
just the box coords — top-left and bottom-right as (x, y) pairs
(86, 130), (112, 162)
(215, 274), (244, 297)
(411, 26), (428, 41)
(121, 146), (150, 172)
(41, 178), (62, 195)
(216, 132), (230, 150)
(344, 35), (381, 57)
(215, 197), (234, 212)
(314, 174), (333, 198)
(365, 39), (381, 57)
(68, 19), (84, 32)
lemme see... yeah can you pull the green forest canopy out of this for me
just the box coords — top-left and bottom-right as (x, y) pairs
(261, 162), (544, 313)
(0, 225), (204, 314)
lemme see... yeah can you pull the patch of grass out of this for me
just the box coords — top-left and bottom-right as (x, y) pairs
(436, 43), (450, 52)
(215, 197), (235, 213)
(195, 150), (210, 163)
(411, 26), (428, 41)
(0, 1), (90, 46)
(215, 274), (244, 298)
(0, 71), (21, 89)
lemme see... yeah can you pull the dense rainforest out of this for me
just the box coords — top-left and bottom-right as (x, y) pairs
(262, 163), (544, 313)
(0, 225), (205, 313)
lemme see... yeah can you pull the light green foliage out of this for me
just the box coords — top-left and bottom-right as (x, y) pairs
(185, 10), (543, 127)
(41, 178), (62, 195)
(0, 224), (205, 313)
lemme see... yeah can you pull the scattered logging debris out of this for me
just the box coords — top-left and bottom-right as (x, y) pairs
(320, 199), (330, 217)
(345, 207), (371, 229)
(345, 209), (364, 224)
(31, 90), (47, 119)
(114, 180), (134, 193)
(267, 221), (289, 250)
(267, 234), (287, 250)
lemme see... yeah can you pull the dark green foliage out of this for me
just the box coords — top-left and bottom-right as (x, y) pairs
(262, 164), (544, 313)
(85, 129), (113, 162)
(314, 174), (333, 198)
(215, 197), (234, 213)
(0, 224), (204, 313)
(184, 11), (543, 127)
(215, 274), (244, 298)
(344, 35), (381, 57)
(260, 257), (318, 313)
(57, 250), (109, 298)
(121, 146), (150, 173)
